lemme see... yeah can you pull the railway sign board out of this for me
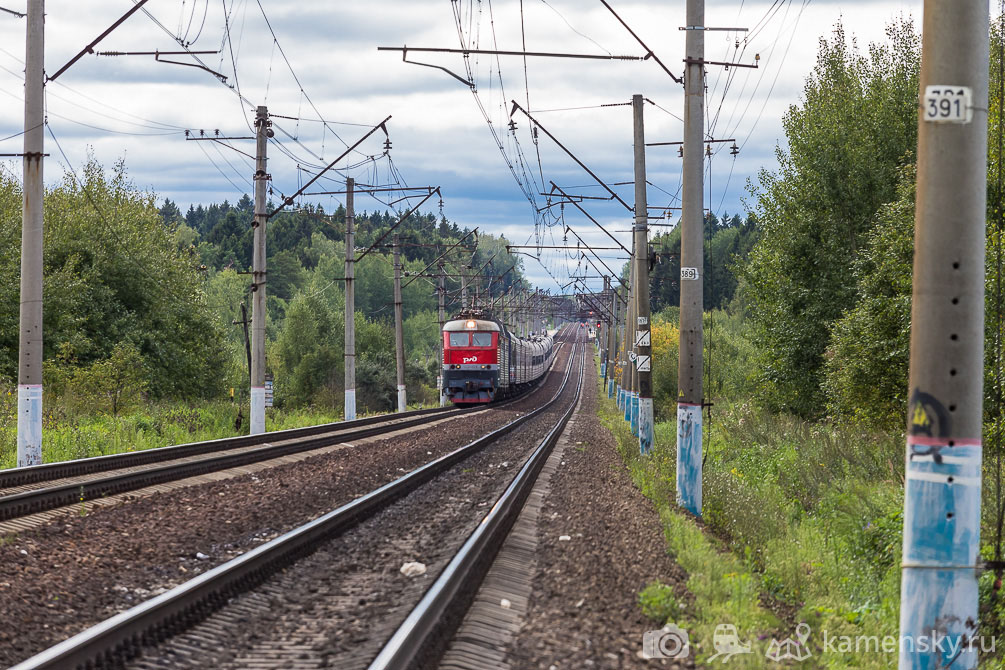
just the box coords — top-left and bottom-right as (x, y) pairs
(635, 355), (651, 372)
(681, 267), (699, 280)
(636, 330), (650, 347)
(922, 85), (973, 124)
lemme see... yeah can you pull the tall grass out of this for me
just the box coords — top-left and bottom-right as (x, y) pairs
(0, 377), (403, 468)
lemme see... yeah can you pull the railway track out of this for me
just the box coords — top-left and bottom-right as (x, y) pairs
(0, 326), (576, 528)
(10, 331), (585, 670)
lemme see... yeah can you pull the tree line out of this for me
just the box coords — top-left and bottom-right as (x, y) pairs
(0, 165), (526, 415)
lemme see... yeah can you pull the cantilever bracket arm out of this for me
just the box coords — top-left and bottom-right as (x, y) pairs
(155, 52), (228, 83)
(268, 115), (392, 219)
(380, 46), (474, 88)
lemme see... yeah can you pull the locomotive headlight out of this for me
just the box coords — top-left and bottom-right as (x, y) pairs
(466, 320), (476, 329)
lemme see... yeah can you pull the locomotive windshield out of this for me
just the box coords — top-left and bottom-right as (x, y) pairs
(472, 332), (492, 346)
(449, 332), (469, 347)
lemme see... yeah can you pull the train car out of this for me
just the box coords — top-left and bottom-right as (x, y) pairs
(442, 316), (555, 404)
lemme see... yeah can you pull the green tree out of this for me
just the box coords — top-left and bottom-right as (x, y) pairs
(0, 157), (227, 398)
(740, 19), (921, 416)
(823, 166), (915, 426)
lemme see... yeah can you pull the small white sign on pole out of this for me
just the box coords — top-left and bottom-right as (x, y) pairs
(636, 355), (651, 372)
(922, 85), (973, 124)
(636, 330), (651, 347)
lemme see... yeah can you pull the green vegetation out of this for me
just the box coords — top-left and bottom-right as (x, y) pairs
(638, 581), (682, 624)
(1, 153), (525, 466)
(602, 16), (1005, 668)
(741, 19), (921, 418)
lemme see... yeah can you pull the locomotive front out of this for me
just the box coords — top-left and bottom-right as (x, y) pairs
(442, 318), (501, 403)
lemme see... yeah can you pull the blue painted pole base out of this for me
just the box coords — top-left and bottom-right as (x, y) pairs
(608, 379), (615, 398)
(639, 397), (654, 455)
(624, 390), (632, 423)
(676, 403), (702, 516)
(899, 438), (981, 669)
(630, 393), (639, 436)
(601, 362), (607, 378)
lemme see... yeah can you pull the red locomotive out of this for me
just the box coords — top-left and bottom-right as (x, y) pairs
(442, 316), (555, 403)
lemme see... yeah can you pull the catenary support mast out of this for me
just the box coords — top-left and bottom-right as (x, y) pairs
(17, 0), (44, 467)
(677, 0), (705, 515)
(344, 178), (357, 421)
(898, 1), (989, 667)
(438, 263), (446, 407)
(250, 106), (270, 435)
(632, 94), (655, 454)
(393, 234), (407, 412)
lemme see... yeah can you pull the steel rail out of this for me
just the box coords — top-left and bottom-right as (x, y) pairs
(369, 345), (586, 670)
(10, 337), (579, 670)
(0, 327), (573, 493)
(0, 405), (462, 490)
(0, 345), (570, 522)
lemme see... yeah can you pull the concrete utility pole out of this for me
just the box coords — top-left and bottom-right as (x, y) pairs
(344, 178), (357, 421)
(629, 243), (640, 437)
(461, 268), (468, 311)
(632, 94), (655, 454)
(393, 234), (406, 412)
(898, 1), (988, 667)
(622, 261), (635, 421)
(677, 0), (705, 516)
(437, 263), (446, 407)
(601, 276), (611, 379)
(607, 283), (619, 398)
(17, 0), (44, 467)
(250, 105), (271, 435)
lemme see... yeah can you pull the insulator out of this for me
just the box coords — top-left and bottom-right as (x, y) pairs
(508, 119), (517, 132)
(383, 138), (392, 151)
(730, 142), (740, 156)
(706, 144), (712, 157)
(678, 146), (684, 158)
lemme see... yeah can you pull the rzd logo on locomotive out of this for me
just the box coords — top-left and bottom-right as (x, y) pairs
(462, 356), (479, 364)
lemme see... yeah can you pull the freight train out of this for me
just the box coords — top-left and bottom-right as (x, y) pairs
(442, 315), (555, 404)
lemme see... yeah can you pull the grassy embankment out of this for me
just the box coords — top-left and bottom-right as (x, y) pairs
(0, 382), (430, 469)
(599, 371), (926, 668)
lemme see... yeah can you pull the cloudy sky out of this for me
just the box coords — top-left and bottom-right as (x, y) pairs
(0, 0), (970, 292)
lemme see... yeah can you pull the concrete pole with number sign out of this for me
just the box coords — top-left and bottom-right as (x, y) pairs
(898, 1), (988, 668)
(344, 178), (357, 421)
(632, 94), (655, 454)
(677, 0), (705, 516)
(629, 240), (640, 437)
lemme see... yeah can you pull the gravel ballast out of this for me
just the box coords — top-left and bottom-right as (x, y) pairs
(0, 340), (576, 667)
